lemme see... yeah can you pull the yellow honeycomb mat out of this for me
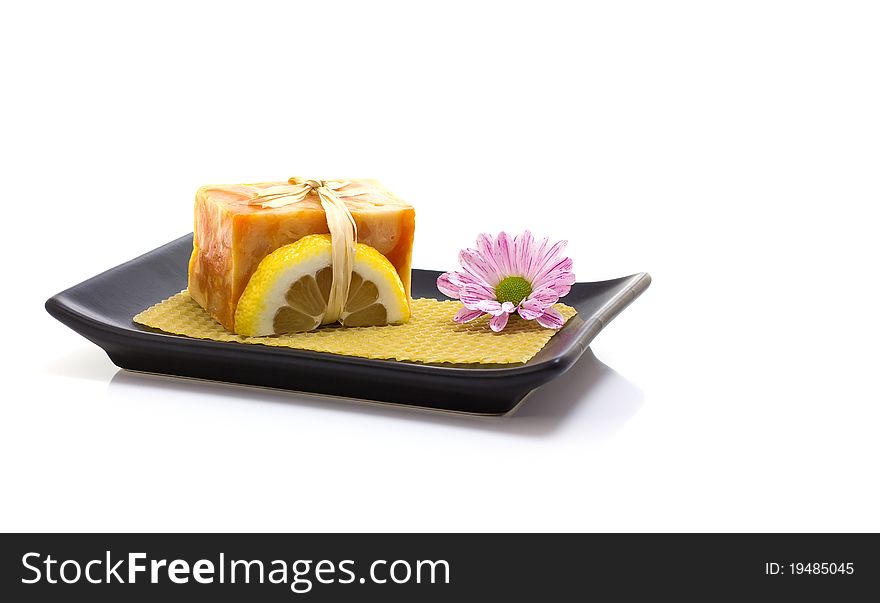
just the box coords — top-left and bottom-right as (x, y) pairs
(133, 292), (577, 365)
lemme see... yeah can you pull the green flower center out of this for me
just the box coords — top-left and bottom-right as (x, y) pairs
(495, 276), (532, 305)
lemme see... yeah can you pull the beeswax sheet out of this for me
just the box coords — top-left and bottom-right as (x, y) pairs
(134, 292), (576, 365)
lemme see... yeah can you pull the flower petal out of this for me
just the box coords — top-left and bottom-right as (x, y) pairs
(528, 285), (560, 305)
(529, 236), (550, 278)
(545, 238), (569, 261)
(532, 257), (574, 288)
(489, 312), (509, 332)
(459, 248), (501, 286)
(551, 270), (577, 286)
(476, 233), (501, 275)
(460, 284), (493, 309)
(548, 282), (572, 298)
(501, 301), (516, 313)
(536, 307), (565, 329)
(513, 230), (534, 276)
(529, 239), (568, 281)
(454, 307), (484, 323)
(476, 299), (503, 315)
(518, 298), (548, 320)
(493, 231), (514, 276)
(447, 270), (495, 296)
(437, 272), (461, 299)
(536, 270), (575, 298)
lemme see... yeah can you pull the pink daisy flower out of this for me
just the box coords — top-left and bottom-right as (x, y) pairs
(437, 231), (576, 332)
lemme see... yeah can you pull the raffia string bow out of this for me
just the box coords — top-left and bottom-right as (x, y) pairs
(247, 178), (369, 324)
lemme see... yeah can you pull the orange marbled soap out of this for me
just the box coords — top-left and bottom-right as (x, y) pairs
(187, 180), (415, 331)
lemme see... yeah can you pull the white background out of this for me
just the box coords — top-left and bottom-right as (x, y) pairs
(2, 1), (878, 531)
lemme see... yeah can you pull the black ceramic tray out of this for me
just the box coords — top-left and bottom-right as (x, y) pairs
(46, 235), (650, 415)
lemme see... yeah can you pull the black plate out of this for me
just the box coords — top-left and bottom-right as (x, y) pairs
(46, 235), (650, 415)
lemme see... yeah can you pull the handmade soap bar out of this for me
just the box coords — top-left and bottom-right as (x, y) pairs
(188, 179), (415, 331)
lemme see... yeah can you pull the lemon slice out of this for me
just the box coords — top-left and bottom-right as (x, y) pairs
(234, 234), (410, 336)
